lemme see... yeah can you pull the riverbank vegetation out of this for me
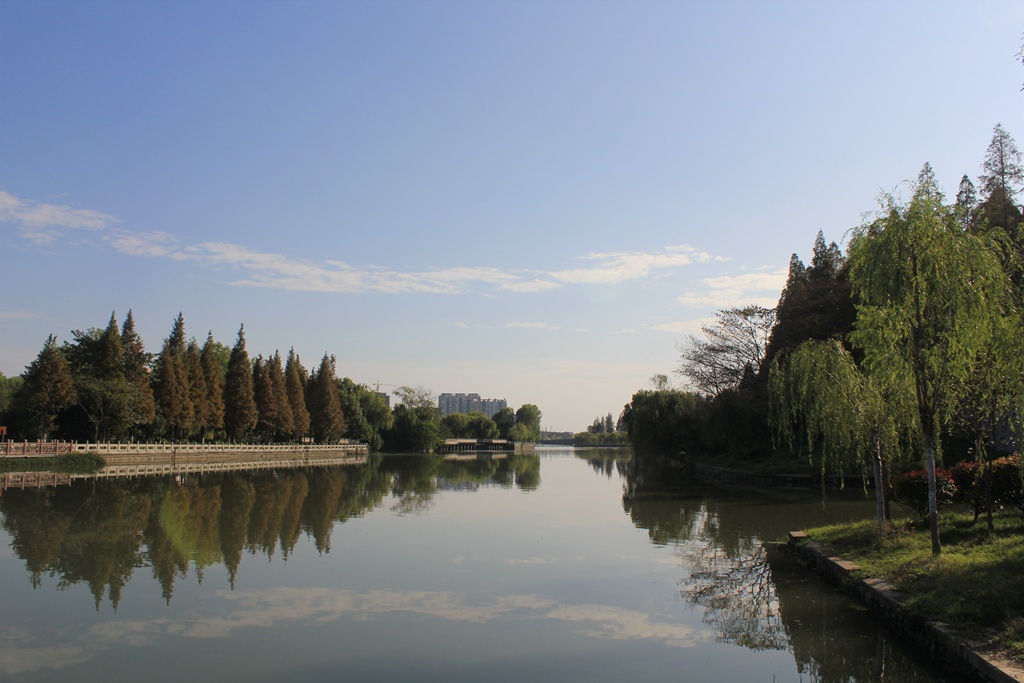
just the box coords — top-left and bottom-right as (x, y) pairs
(0, 453), (105, 474)
(805, 510), (1024, 662)
(0, 319), (542, 454)
(622, 123), (1024, 558)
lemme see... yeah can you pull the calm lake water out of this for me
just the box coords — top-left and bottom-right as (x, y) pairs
(0, 447), (942, 682)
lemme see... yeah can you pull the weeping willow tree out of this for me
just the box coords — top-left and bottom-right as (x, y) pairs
(847, 164), (1014, 555)
(768, 339), (918, 537)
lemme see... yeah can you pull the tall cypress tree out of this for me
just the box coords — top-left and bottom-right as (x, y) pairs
(307, 353), (345, 443)
(185, 339), (208, 439)
(977, 124), (1024, 234)
(154, 314), (193, 439)
(252, 355), (277, 440)
(285, 348), (310, 440)
(201, 332), (225, 438)
(121, 310), (156, 430)
(269, 351), (294, 439)
(223, 325), (257, 441)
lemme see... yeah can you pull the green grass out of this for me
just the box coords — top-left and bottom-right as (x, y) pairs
(0, 453), (106, 474)
(806, 511), (1024, 662)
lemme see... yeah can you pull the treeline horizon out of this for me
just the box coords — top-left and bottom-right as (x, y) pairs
(0, 313), (542, 452)
(621, 123), (1024, 487)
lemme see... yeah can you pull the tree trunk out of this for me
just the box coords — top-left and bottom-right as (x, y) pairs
(872, 435), (887, 538)
(924, 431), (941, 555)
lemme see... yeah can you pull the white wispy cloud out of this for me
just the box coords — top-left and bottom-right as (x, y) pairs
(77, 587), (706, 650)
(0, 190), (116, 244)
(675, 268), (787, 310)
(550, 246), (717, 285)
(0, 309), (43, 320)
(506, 322), (559, 330)
(3, 188), (723, 296)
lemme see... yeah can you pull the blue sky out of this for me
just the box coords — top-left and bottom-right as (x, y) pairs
(1, 0), (1021, 431)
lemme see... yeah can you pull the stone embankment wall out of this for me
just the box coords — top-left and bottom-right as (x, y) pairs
(786, 532), (1024, 683)
(84, 443), (368, 473)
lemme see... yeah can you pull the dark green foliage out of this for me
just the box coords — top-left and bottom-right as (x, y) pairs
(356, 384), (392, 451)
(184, 339), (207, 438)
(63, 314), (138, 441)
(285, 349), (310, 440)
(0, 453), (105, 474)
(951, 455), (1024, 522)
(223, 325), (258, 441)
(252, 354), (292, 441)
(514, 404), (542, 442)
(440, 411), (499, 439)
(976, 123), (1024, 236)
(892, 470), (957, 521)
(620, 390), (704, 456)
(153, 314), (195, 439)
(120, 311), (156, 434)
(307, 354), (345, 443)
(337, 378), (370, 443)
(200, 332), (225, 436)
(16, 334), (77, 439)
(492, 406), (516, 439)
(760, 232), (855, 374)
(384, 404), (441, 452)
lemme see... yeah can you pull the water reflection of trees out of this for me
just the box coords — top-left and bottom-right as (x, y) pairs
(0, 452), (542, 608)
(624, 459), (935, 683)
(575, 447), (632, 480)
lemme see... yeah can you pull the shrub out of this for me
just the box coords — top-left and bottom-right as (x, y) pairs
(988, 454), (1023, 512)
(892, 469), (957, 520)
(950, 460), (979, 506)
(948, 454), (1023, 518)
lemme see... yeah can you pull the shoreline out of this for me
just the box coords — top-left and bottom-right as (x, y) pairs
(784, 532), (1023, 683)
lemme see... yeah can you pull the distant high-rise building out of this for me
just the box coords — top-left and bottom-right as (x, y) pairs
(437, 392), (507, 418)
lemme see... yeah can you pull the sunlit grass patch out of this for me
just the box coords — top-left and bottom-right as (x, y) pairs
(805, 510), (1024, 660)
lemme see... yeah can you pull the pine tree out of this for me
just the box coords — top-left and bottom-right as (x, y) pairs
(269, 351), (294, 438)
(955, 174), (977, 230)
(17, 335), (77, 439)
(185, 339), (208, 439)
(121, 310), (156, 430)
(760, 231), (856, 374)
(200, 332), (225, 437)
(252, 355), (277, 440)
(285, 348), (310, 440)
(307, 354), (345, 443)
(223, 325), (257, 441)
(154, 314), (194, 439)
(977, 123), (1024, 235)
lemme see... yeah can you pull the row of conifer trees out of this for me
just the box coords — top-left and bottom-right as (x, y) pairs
(4, 311), (368, 445)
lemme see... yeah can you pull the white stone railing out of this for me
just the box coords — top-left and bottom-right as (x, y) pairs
(71, 441), (364, 455)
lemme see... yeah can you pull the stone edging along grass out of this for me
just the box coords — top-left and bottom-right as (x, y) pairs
(785, 531), (1024, 683)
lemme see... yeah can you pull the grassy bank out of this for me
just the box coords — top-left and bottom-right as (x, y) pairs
(805, 511), (1024, 664)
(0, 453), (106, 474)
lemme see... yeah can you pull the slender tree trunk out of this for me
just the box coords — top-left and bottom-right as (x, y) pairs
(924, 431), (941, 555)
(872, 434), (887, 538)
(881, 456), (892, 523)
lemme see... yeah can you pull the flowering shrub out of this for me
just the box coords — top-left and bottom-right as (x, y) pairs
(892, 469), (957, 520)
(950, 460), (978, 504)
(949, 454), (1023, 517)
